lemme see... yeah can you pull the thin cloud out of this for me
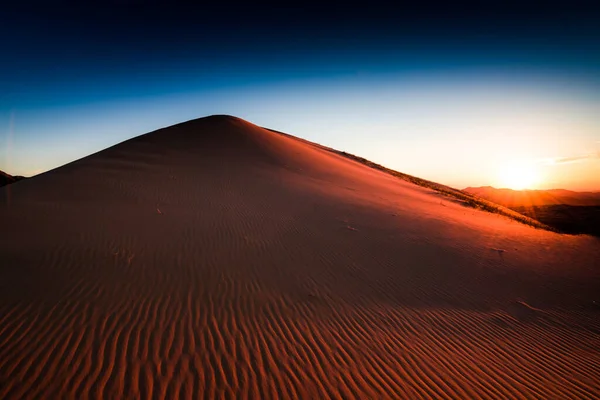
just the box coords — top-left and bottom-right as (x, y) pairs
(553, 155), (593, 164)
(539, 153), (599, 165)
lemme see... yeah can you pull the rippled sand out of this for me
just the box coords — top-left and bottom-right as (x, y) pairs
(1, 115), (599, 399)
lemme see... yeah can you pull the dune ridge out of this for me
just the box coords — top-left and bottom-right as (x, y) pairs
(1, 115), (599, 399)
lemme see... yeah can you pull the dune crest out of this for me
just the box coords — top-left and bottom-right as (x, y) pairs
(1, 115), (599, 399)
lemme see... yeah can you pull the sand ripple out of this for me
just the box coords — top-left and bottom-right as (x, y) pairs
(1, 116), (599, 398)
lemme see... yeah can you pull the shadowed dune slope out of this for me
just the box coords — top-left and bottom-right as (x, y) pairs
(1, 115), (600, 399)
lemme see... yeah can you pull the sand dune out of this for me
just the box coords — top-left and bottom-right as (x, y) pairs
(1, 115), (599, 399)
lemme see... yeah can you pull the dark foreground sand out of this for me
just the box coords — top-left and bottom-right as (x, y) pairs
(1, 115), (599, 399)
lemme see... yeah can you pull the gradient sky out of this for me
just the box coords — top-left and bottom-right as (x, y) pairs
(2, 1), (599, 190)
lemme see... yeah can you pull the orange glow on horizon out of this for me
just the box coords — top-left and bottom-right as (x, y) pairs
(497, 161), (540, 190)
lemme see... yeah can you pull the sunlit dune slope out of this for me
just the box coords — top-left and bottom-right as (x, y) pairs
(1, 115), (599, 399)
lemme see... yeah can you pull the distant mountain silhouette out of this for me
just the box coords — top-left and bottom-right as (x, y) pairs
(0, 170), (26, 187)
(463, 186), (600, 207)
(464, 186), (600, 236)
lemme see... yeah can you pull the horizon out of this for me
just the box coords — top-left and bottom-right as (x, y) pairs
(3, 113), (600, 194)
(2, 2), (599, 191)
(3, 3), (600, 397)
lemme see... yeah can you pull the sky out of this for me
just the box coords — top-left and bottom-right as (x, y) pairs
(2, 1), (599, 191)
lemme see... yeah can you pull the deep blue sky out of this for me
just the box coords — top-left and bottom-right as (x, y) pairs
(2, 1), (600, 189)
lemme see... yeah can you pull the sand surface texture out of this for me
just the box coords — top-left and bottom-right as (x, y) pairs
(1, 115), (599, 399)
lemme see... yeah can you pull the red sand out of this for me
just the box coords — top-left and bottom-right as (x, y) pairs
(1, 115), (599, 398)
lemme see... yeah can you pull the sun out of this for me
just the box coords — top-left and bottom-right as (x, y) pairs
(498, 161), (539, 190)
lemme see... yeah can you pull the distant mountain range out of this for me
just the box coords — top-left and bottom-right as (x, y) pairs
(463, 186), (600, 207)
(463, 186), (600, 236)
(0, 170), (26, 187)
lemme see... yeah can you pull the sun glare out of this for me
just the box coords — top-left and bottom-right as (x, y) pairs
(498, 161), (539, 190)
